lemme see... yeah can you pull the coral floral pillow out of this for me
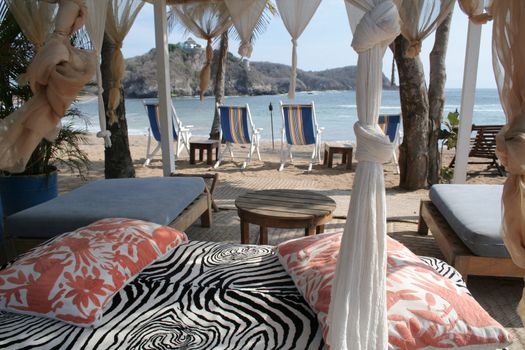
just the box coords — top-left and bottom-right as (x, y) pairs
(0, 218), (187, 327)
(277, 232), (512, 350)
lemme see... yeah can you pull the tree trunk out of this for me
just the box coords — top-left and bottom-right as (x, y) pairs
(394, 35), (429, 190)
(210, 31), (228, 140)
(101, 34), (135, 179)
(428, 10), (453, 185)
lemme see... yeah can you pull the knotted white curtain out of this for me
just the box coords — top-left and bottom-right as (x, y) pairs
(170, 3), (231, 100)
(84, 0), (111, 147)
(275, 0), (320, 99)
(0, 0), (96, 173)
(397, 0), (455, 57)
(105, 0), (144, 125)
(458, 0), (492, 25)
(224, 0), (266, 58)
(491, 1), (525, 326)
(327, 1), (399, 349)
(5, 0), (56, 52)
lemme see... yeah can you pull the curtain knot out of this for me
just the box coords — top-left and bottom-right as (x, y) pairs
(406, 40), (422, 58)
(496, 119), (525, 175)
(115, 41), (123, 50)
(239, 41), (253, 58)
(469, 13), (493, 25)
(352, 1), (400, 53)
(354, 121), (394, 164)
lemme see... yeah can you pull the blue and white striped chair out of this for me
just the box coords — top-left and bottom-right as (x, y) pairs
(378, 114), (401, 174)
(279, 102), (323, 172)
(214, 104), (262, 169)
(143, 100), (193, 166)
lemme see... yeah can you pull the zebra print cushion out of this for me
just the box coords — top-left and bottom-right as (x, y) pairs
(0, 240), (462, 350)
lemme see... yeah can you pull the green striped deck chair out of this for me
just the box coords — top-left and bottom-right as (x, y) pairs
(214, 104), (262, 169)
(279, 101), (324, 172)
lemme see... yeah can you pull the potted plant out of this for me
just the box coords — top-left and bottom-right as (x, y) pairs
(0, 6), (90, 218)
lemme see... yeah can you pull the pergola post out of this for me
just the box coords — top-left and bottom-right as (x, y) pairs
(153, 0), (175, 176)
(453, 19), (482, 184)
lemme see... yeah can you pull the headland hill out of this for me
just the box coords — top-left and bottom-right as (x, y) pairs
(105, 38), (395, 98)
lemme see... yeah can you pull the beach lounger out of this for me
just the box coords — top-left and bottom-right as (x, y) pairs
(4, 177), (212, 256)
(214, 104), (262, 170)
(418, 184), (525, 280)
(143, 99), (193, 166)
(279, 102), (323, 172)
(378, 114), (401, 174)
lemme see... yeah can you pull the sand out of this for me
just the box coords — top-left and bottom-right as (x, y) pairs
(57, 133), (506, 221)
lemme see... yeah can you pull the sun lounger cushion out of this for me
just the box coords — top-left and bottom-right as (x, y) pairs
(0, 218), (187, 327)
(277, 232), (512, 349)
(5, 177), (205, 239)
(429, 184), (508, 257)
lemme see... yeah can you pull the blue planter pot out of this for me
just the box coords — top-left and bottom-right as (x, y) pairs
(0, 171), (58, 218)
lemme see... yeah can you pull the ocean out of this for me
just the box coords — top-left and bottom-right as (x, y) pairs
(69, 88), (505, 142)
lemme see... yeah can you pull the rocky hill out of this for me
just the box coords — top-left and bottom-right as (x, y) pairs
(123, 42), (394, 98)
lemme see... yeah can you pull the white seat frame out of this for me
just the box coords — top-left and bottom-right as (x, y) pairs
(379, 117), (401, 174)
(279, 101), (324, 172)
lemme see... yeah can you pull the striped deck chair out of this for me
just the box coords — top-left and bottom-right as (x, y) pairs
(378, 114), (401, 174)
(143, 100), (193, 166)
(215, 104), (262, 169)
(279, 102), (323, 172)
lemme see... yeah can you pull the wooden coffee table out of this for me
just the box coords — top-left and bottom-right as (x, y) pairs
(190, 139), (220, 165)
(324, 143), (353, 170)
(235, 189), (336, 245)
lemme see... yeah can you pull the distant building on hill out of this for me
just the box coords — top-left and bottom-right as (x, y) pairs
(178, 38), (200, 51)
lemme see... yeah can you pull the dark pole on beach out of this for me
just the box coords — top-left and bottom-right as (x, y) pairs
(269, 102), (275, 150)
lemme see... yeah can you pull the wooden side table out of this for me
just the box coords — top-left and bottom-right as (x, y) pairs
(235, 189), (336, 245)
(324, 143), (353, 170)
(190, 140), (219, 165)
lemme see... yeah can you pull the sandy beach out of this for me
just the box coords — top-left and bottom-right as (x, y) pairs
(58, 133), (506, 221)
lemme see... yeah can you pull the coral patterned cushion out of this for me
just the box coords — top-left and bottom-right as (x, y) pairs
(0, 218), (187, 327)
(277, 232), (512, 350)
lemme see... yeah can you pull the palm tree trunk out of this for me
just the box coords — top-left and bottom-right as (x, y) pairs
(394, 34), (429, 190)
(428, 10), (453, 185)
(101, 34), (135, 178)
(210, 31), (228, 140)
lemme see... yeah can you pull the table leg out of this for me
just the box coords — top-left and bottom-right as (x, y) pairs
(206, 146), (213, 165)
(199, 148), (204, 161)
(215, 146), (219, 160)
(328, 149), (334, 168)
(241, 219), (250, 244)
(259, 226), (268, 245)
(305, 226), (316, 236)
(190, 145), (196, 164)
(342, 153), (347, 164)
(323, 149), (328, 166)
(316, 225), (325, 234)
(346, 150), (353, 170)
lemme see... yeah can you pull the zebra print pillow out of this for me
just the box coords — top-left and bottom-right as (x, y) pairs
(0, 218), (187, 328)
(277, 232), (512, 350)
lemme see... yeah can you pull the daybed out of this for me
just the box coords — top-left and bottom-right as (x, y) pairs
(4, 176), (212, 255)
(418, 184), (525, 279)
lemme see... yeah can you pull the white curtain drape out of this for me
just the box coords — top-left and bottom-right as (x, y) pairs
(275, 0), (320, 99)
(84, 0), (111, 147)
(170, 3), (231, 100)
(5, 0), (56, 52)
(397, 0), (455, 57)
(224, 0), (266, 58)
(105, 0), (144, 125)
(458, 0), (492, 24)
(0, 0), (96, 173)
(326, 1), (400, 349)
(491, 1), (525, 325)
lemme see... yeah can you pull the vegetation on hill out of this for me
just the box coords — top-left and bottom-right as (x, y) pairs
(122, 43), (394, 98)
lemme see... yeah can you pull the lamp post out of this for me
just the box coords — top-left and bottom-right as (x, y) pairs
(269, 102), (274, 150)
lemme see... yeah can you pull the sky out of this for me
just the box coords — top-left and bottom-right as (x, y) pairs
(122, 1), (496, 89)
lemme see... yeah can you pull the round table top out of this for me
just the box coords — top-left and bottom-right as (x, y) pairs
(235, 189), (336, 221)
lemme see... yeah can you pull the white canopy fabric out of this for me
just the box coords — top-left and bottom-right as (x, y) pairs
(5, 0), (56, 52)
(397, 0), (455, 57)
(275, 0), (321, 99)
(491, 1), (525, 325)
(326, 1), (399, 349)
(84, 0), (111, 147)
(223, 0), (266, 58)
(170, 2), (231, 100)
(0, 0), (96, 173)
(105, 0), (144, 126)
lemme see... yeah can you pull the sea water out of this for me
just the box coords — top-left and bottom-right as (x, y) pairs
(70, 89), (505, 142)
